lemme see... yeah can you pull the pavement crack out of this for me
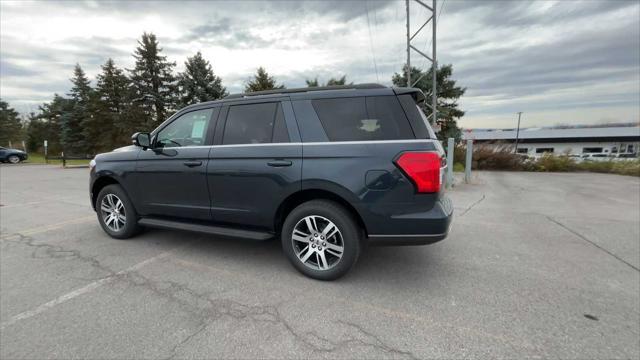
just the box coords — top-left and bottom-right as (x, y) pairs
(3, 233), (116, 277)
(545, 216), (639, 272)
(336, 320), (420, 359)
(460, 194), (486, 216)
(115, 270), (419, 358)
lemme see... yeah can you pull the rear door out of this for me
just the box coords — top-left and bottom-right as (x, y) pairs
(207, 99), (301, 230)
(134, 107), (218, 220)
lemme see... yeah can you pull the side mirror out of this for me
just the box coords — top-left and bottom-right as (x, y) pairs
(132, 132), (151, 149)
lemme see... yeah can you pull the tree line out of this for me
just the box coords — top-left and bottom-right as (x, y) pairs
(1, 32), (465, 155)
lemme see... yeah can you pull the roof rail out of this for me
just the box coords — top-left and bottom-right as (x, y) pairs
(224, 83), (387, 100)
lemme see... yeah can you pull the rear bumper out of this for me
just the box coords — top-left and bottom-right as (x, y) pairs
(365, 196), (453, 246)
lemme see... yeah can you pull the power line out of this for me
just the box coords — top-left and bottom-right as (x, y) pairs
(365, 0), (380, 83)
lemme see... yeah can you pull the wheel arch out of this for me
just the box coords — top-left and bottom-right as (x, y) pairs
(274, 188), (367, 237)
(91, 175), (122, 210)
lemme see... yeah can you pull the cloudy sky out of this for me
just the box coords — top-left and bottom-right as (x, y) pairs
(1, 0), (639, 129)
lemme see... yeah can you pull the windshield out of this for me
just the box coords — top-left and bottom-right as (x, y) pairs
(416, 105), (438, 139)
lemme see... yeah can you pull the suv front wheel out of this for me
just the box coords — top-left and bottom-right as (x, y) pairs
(96, 184), (140, 239)
(281, 200), (361, 280)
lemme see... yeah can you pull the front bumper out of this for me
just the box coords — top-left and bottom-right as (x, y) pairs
(366, 196), (453, 246)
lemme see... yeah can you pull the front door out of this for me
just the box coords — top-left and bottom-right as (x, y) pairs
(135, 107), (218, 220)
(208, 100), (302, 230)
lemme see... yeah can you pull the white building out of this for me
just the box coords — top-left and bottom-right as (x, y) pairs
(462, 125), (640, 157)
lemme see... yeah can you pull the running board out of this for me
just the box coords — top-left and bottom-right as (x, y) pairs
(139, 217), (273, 241)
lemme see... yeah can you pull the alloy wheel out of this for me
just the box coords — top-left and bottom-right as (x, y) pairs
(8, 156), (20, 164)
(100, 193), (126, 232)
(292, 215), (344, 271)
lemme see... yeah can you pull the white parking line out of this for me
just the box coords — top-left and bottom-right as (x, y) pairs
(0, 250), (175, 329)
(0, 215), (96, 241)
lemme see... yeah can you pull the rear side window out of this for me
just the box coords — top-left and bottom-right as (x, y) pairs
(397, 94), (437, 139)
(223, 102), (289, 145)
(312, 96), (414, 141)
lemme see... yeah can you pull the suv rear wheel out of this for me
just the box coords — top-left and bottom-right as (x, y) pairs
(281, 200), (361, 280)
(96, 184), (140, 239)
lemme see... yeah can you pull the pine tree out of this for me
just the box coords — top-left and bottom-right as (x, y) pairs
(129, 32), (177, 125)
(25, 112), (46, 152)
(306, 75), (352, 87)
(177, 52), (227, 107)
(392, 64), (466, 141)
(36, 94), (73, 155)
(94, 58), (135, 149)
(326, 75), (351, 86)
(305, 78), (319, 87)
(244, 67), (284, 92)
(63, 64), (93, 154)
(0, 100), (23, 147)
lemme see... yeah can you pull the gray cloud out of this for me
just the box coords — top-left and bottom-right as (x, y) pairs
(1, 0), (638, 127)
(0, 60), (41, 77)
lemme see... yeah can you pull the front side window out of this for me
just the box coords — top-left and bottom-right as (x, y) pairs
(222, 102), (288, 145)
(156, 108), (213, 148)
(312, 96), (414, 141)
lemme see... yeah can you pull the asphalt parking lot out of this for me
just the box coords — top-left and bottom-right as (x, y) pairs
(1, 164), (639, 359)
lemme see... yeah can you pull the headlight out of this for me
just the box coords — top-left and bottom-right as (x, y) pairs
(89, 159), (96, 170)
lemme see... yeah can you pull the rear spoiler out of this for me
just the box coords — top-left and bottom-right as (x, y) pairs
(392, 87), (426, 104)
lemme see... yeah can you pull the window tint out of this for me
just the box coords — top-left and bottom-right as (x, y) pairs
(223, 102), (288, 145)
(397, 94), (436, 139)
(415, 104), (438, 139)
(272, 103), (290, 143)
(312, 96), (414, 141)
(156, 108), (213, 147)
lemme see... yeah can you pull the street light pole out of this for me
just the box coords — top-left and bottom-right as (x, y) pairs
(514, 112), (523, 153)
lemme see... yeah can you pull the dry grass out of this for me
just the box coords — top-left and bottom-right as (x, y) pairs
(451, 144), (640, 177)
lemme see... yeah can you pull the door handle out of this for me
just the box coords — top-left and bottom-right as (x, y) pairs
(183, 160), (202, 167)
(267, 160), (292, 167)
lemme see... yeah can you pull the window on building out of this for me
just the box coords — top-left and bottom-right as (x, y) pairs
(582, 147), (603, 154)
(628, 144), (635, 153)
(516, 148), (528, 154)
(612, 147), (618, 153)
(312, 96), (414, 141)
(222, 102), (288, 145)
(535, 148), (554, 154)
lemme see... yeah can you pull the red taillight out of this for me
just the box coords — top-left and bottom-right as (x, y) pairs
(395, 151), (442, 193)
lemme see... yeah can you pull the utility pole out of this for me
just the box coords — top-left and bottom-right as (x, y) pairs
(514, 112), (523, 153)
(406, 0), (437, 124)
(406, 0), (411, 87)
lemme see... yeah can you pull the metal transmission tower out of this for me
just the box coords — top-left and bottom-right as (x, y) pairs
(406, 0), (437, 124)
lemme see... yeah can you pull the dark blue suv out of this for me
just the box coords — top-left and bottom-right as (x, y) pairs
(90, 84), (453, 280)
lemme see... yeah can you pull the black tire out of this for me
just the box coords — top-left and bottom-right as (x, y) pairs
(281, 200), (361, 280)
(96, 184), (140, 239)
(7, 155), (20, 164)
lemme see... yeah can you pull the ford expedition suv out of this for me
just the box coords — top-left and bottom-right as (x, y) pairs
(90, 84), (453, 280)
